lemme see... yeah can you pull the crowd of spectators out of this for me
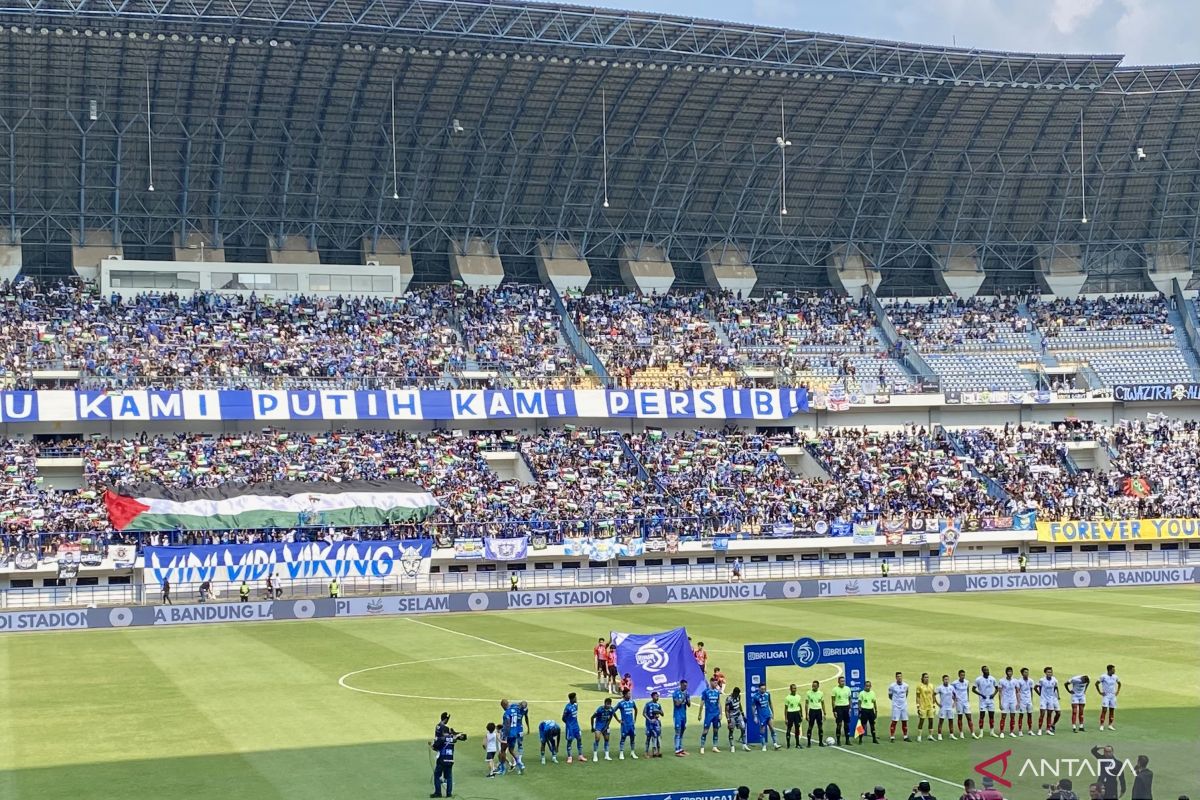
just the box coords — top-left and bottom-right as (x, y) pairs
(955, 418), (1200, 519)
(454, 285), (590, 386)
(886, 296), (1033, 352)
(810, 426), (1008, 519)
(566, 290), (741, 388)
(1029, 294), (1175, 343)
(0, 279), (465, 389)
(9, 418), (1198, 548)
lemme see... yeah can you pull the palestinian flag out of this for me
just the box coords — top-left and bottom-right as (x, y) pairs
(104, 480), (438, 532)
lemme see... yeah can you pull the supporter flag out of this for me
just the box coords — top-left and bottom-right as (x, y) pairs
(852, 520), (878, 544)
(103, 479), (437, 532)
(610, 627), (706, 699)
(938, 518), (961, 557)
(1122, 477), (1151, 498)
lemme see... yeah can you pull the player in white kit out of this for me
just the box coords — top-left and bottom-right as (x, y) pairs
(888, 672), (910, 742)
(973, 665), (999, 737)
(934, 675), (957, 740)
(1068, 674), (1090, 732)
(997, 667), (1020, 738)
(1016, 667), (1036, 736)
(1035, 666), (1061, 735)
(1096, 664), (1121, 731)
(952, 669), (978, 739)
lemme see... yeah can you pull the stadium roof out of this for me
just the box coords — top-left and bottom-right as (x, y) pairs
(0, 0), (1198, 287)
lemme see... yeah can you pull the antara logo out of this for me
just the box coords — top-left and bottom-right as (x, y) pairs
(974, 749), (1013, 788)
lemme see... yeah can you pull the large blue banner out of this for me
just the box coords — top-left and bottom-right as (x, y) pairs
(600, 791), (737, 800)
(611, 626), (707, 699)
(143, 539), (433, 585)
(1113, 383), (1200, 403)
(144, 539), (432, 568)
(0, 388), (808, 423)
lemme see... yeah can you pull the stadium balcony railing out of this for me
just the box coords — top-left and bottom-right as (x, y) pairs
(2, 549), (1192, 610)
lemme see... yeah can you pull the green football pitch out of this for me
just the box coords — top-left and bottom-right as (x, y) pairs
(2, 586), (1198, 800)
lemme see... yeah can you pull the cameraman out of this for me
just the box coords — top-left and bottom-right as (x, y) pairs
(431, 726), (467, 798)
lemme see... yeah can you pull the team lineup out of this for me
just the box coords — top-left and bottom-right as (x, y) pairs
(474, 639), (1124, 777)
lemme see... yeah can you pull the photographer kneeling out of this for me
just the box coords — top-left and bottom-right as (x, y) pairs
(431, 724), (467, 798)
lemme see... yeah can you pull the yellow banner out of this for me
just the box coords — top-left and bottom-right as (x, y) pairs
(1036, 518), (1200, 542)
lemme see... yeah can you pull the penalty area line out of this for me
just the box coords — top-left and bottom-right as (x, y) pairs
(1139, 604), (1200, 613)
(830, 744), (961, 789)
(406, 616), (594, 677)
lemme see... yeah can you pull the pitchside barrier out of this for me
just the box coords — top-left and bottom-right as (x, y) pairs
(1, 549), (1196, 610)
(0, 566), (1195, 633)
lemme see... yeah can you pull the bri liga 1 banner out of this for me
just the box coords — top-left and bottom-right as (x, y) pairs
(0, 387), (808, 423)
(610, 626), (707, 699)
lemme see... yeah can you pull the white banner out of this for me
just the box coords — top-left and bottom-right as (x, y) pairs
(664, 583), (767, 603)
(505, 589), (613, 609)
(0, 610), (89, 631)
(1105, 567), (1196, 586)
(152, 602), (275, 625)
(818, 577), (916, 597)
(334, 595), (450, 616)
(965, 572), (1059, 591)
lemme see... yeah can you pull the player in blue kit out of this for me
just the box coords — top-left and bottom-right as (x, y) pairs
(672, 679), (692, 756)
(698, 677), (723, 754)
(616, 689), (640, 760)
(753, 683), (781, 751)
(643, 691), (664, 758)
(591, 697), (616, 762)
(538, 720), (561, 765)
(562, 691), (586, 764)
(501, 698), (529, 774)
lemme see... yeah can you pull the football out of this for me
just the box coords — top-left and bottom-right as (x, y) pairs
(825, 737), (836, 747)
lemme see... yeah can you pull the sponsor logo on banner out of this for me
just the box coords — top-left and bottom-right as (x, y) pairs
(1105, 568), (1196, 586)
(153, 602), (275, 625)
(506, 589), (613, 609)
(530, 534), (548, 551)
(13, 550), (37, 570)
(635, 639), (670, 670)
(335, 595), (451, 616)
(1037, 518), (1200, 542)
(819, 578), (916, 597)
(0, 387), (809, 424)
(965, 572), (1059, 591)
(453, 538), (485, 560)
(0, 610), (89, 631)
(665, 583), (767, 603)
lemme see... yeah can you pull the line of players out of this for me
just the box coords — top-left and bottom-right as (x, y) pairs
(483, 664), (1121, 775)
(880, 664), (1122, 745)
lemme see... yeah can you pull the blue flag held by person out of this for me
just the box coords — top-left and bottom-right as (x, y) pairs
(610, 627), (707, 699)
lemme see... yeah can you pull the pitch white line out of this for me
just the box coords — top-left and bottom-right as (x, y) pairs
(1140, 604), (1200, 613)
(407, 616), (595, 676)
(831, 744), (961, 789)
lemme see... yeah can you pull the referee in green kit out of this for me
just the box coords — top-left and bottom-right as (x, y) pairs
(832, 676), (853, 745)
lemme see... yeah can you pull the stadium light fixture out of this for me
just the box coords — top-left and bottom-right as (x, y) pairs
(451, 119), (464, 134)
(1136, 147), (1146, 160)
(777, 101), (791, 217)
(391, 79), (400, 200)
(1079, 109), (1087, 224)
(601, 88), (610, 209)
(145, 66), (155, 192)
